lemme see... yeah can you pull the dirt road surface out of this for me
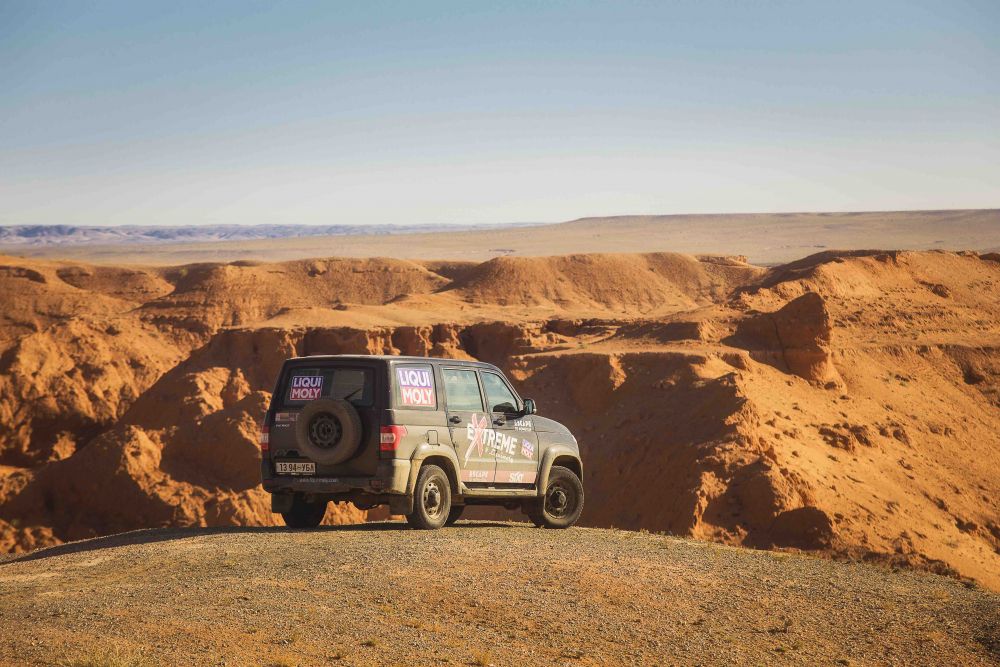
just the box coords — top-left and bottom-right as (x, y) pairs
(0, 522), (997, 666)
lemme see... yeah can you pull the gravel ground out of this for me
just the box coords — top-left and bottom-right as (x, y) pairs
(0, 522), (997, 666)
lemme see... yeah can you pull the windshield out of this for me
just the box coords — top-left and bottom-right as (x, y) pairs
(280, 366), (374, 408)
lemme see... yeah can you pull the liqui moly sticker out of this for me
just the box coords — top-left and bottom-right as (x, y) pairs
(288, 375), (324, 401)
(521, 439), (535, 459)
(397, 366), (435, 407)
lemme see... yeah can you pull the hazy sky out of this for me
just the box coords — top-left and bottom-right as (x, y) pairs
(1, 1), (998, 227)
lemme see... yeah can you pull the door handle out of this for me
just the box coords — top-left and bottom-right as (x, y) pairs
(493, 417), (505, 426)
(449, 415), (461, 424)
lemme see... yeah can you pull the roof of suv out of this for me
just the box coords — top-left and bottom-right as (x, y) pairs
(286, 354), (502, 370)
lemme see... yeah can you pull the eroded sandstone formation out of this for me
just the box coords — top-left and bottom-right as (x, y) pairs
(0, 250), (997, 589)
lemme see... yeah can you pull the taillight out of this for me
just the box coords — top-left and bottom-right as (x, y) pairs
(259, 423), (270, 452)
(379, 425), (407, 452)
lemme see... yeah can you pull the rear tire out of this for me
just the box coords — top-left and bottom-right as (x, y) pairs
(281, 495), (328, 529)
(528, 466), (584, 529)
(295, 398), (363, 465)
(445, 505), (465, 526)
(406, 465), (451, 530)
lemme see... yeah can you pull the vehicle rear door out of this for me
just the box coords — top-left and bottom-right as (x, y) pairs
(480, 370), (539, 486)
(442, 367), (495, 485)
(269, 362), (380, 476)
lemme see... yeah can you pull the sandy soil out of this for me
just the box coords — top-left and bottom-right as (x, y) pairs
(3, 209), (997, 266)
(0, 248), (997, 596)
(0, 523), (997, 666)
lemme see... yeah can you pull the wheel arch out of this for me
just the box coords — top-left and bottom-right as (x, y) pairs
(537, 445), (583, 495)
(552, 455), (582, 480)
(408, 445), (461, 496)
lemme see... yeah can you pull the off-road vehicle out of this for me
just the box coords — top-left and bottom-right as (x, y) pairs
(260, 355), (584, 529)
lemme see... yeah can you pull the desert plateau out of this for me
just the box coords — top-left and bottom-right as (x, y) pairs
(2, 525), (998, 666)
(0, 239), (997, 601)
(3, 209), (998, 266)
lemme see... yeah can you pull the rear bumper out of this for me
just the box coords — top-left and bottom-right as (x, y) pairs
(261, 459), (411, 496)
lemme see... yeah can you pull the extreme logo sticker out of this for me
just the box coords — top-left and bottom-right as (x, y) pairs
(288, 375), (323, 401)
(464, 413), (490, 463)
(397, 366), (435, 407)
(463, 413), (523, 464)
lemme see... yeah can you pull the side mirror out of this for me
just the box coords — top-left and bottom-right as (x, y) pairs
(523, 398), (536, 415)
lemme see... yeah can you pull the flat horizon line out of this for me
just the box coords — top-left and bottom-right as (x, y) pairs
(1, 206), (998, 230)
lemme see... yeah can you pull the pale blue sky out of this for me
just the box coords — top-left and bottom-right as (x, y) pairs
(1, 1), (998, 226)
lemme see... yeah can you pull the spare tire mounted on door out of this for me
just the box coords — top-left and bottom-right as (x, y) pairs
(295, 398), (363, 465)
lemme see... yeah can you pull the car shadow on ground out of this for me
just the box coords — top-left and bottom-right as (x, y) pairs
(0, 520), (523, 564)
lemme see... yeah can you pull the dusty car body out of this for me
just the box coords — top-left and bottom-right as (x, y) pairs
(260, 355), (584, 529)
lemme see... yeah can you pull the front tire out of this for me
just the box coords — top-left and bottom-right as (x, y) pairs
(406, 465), (451, 530)
(281, 495), (328, 529)
(528, 466), (584, 529)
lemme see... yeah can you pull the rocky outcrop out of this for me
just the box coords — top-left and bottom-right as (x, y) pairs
(734, 292), (842, 386)
(0, 250), (998, 591)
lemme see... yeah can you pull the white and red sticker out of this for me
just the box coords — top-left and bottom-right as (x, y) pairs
(464, 413), (490, 463)
(397, 366), (435, 407)
(463, 413), (525, 464)
(512, 418), (533, 432)
(520, 439), (535, 459)
(495, 470), (537, 484)
(288, 375), (323, 401)
(461, 468), (492, 482)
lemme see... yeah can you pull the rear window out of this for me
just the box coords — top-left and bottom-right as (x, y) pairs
(281, 366), (374, 408)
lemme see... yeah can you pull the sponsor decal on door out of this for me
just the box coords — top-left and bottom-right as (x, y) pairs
(512, 418), (533, 432)
(495, 471), (537, 484)
(463, 413), (533, 465)
(461, 468), (492, 482)
(520, 439), (535, 459)
(397, 366), (435, 407)
(288, 375), (323, 401)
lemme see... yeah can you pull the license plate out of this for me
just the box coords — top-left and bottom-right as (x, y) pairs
(276, 461), (315, 475)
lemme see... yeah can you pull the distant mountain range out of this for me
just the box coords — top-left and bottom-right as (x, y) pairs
(0, 223), (537, 247)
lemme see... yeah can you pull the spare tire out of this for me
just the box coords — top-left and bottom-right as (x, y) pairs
(294, 398), (363, 465)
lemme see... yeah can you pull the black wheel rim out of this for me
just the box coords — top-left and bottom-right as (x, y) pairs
(423, 479), (444, 519)
(308, 413), (342, 449)
(545, 480), (574, 519)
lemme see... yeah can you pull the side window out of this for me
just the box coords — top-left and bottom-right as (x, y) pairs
(442, 369), (484, 412)
(481, 372), (518, 414)
(394, 364), (436, 409)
